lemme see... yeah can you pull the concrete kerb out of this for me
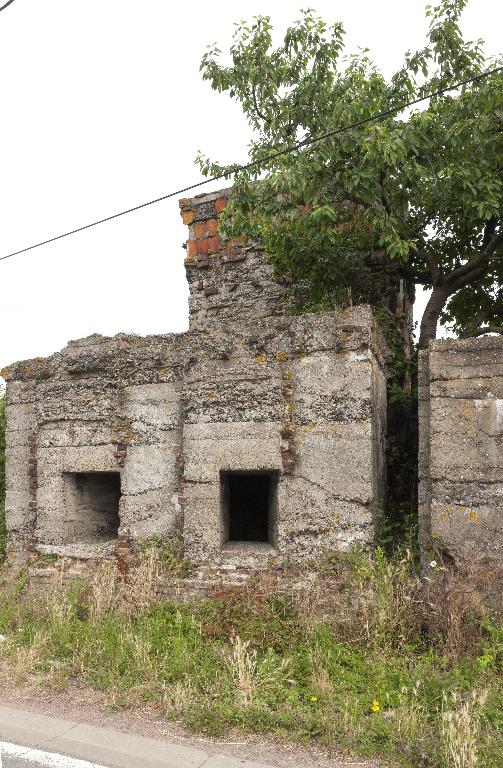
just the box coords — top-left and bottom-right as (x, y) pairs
(0, 707), (274, 768)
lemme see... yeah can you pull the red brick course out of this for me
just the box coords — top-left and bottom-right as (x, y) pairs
(215, 197), (228, 213)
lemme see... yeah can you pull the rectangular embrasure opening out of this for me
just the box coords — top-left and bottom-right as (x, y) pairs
(221, 471), (277, 545)
(63, 472), (121, 544)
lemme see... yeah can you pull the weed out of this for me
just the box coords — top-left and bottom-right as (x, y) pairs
(0, 550), (501, 767)
(227, 635), (257, 704)
(442, 690), (488, 768)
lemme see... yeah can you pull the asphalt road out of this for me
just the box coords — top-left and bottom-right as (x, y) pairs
(1, 742), (108, 768)
(2, 757), (40, 768)
(3, 756), (52, 768)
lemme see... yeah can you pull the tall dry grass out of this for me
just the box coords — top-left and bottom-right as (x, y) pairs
(86, 545), (160, 621)
(227, 635), (257, 705)
(441, 690), (488, 768)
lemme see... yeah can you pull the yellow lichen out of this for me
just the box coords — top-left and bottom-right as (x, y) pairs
(111, 421), (140, 444)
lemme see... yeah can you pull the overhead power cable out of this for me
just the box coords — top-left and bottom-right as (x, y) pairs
(1, 64), (502, 264)
(0, 1), (17, 13)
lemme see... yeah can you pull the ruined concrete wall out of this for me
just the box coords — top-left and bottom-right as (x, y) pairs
(4, 311), (387, 566)
(3, 334), (183, 559)
(177, 189), (389, 565)
(3, 188), (390, 569)
(181, 306), (388, 565)
(419, 336), (503, 566)
(4, 382), (38, 557)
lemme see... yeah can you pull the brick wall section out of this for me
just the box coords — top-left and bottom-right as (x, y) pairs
(180, 189), (290, 330)
(419, 336), (503, 566)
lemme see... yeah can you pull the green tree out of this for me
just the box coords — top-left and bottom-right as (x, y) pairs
(197, 0), (503, 347)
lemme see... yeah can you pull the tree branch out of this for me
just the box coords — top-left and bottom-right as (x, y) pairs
(482, 217), (498, 248)
(444, 229), (503, 290)
(461, 323), (503, 337)
(459, 298), (503, 338)
(379, 170), (392, 216)
(367, 254), (428, 283)
(251, 83), (269, 125)
(414, 235), (442, 284)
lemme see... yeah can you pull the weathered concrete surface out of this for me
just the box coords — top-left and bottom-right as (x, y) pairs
(3, 335), (183, 560)
(419, 336), (503, 566)
(3, 189), (390, 569)
(181, 309), (387, 564)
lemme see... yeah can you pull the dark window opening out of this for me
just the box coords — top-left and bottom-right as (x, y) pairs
(63, 472), (121, 544)
(221, 471), (276, 544)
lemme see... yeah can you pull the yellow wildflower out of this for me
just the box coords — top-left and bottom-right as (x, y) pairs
(310, 695), (318, 702)
(372, 700), (380, 712)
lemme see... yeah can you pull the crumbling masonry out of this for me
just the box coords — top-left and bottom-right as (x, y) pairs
(3, 189), (389, 569)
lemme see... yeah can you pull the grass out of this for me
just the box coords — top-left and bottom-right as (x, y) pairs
(0, 547), (501, 768)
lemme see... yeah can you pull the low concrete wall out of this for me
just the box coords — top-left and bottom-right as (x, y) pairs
(419, 336), (503, 566)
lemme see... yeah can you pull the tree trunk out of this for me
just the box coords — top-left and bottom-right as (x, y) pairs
(418, 285), (450, 349)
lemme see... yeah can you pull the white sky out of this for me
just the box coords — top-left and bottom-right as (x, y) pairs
(0, 0), (501, 373)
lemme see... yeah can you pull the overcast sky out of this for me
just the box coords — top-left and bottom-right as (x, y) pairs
(0, 0), (501, 375)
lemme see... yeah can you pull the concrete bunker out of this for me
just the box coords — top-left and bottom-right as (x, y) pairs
(63, 472), (121, 545)
(3, 188), (392, 569)
(220, 471), (278, 547)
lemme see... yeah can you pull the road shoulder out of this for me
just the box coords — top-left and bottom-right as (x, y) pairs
(0, 685), (383, 768)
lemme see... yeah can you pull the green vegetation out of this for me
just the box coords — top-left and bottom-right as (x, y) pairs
(197, 0), (503, 348)
(374, 305), (419, 551)
(0, 548), (501, 768)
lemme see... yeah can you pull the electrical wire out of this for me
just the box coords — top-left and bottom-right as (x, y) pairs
(1, 64), (502, 264)
(0, 0), (17, 13)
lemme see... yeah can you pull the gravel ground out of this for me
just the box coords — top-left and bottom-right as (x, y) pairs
(0, 684), (389, 768)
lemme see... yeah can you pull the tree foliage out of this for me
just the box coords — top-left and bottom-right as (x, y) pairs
(197, 0), (503, 346)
